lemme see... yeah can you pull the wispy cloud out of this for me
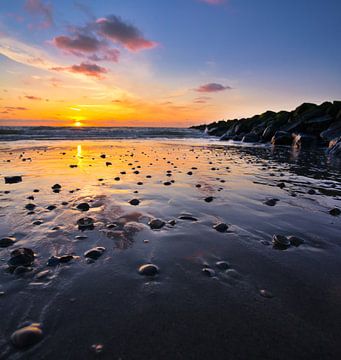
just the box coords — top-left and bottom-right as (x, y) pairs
(51, 62), (108, 79)
(25, 0), (54, 28)
(199, 0), (226, 5)
(25, 95), (42, 100)
(195, 83), (232, 93)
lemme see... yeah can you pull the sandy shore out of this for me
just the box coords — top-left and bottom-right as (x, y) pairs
(0, 139), (340, 359)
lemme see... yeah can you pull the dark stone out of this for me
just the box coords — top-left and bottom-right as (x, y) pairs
(178, 215), (198, 221)
(138, 263), (159, 276)
(271, 131), (293, 146)
(293, 133), (317, 148)
(204, 196), (214, 203)
(202, 267), (216, 277)
(77, 217), (95, 230)
(46, 205), (56, 211)
(328, 137), (341, 158)
(84, 247), (105, 260)
(213, 223), (228, 232)
(4, 176), (22, 184)
(272, 234), (290, 249)
(242, 133), (260, 143)
(264, 198), (279, 206)
(51, 184), (61, 190)
(129, 199), (140, 206)
(11, 323), (43, 349)
(259, 289), (274, 298)
(215, 261), (230, 270)
(321, 122), (341, 141)
(76, 203), (90, 211)
(148, 219), (165, 229)
(59, 255), (74, 263)
(8, 248), (35, 268)
(288, 236), (304, 247)
(0, 237), (16, 248)
(25, 203), (36, 211)
(47, 256), (60, 267)
(329, 208), (341, 216)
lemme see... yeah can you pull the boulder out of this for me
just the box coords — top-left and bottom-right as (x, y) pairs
(293, 133), (317, 148)
(242, 133), (260, 143)
(320, 121), (341, 141)
(328, 137), (341, 157)
(271, 131), (293, 146)
(262, 126), (276, 141)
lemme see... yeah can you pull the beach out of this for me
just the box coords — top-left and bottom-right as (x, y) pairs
(0, 137), (341, 359)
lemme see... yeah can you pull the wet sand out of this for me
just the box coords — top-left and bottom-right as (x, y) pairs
(0, 139), (341, 360)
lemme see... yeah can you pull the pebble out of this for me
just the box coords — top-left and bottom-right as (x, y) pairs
(76, 203), (90, 211)
(138, 264), (159, 276)
(129, 199), (140, 206)
(259, 289), (274, 298)
(213, 223), (228, 233)
(47, 256), (60, 267)
(148, 219), (165, 229)
(264, 198), (279, 206)
(8, 248), (35, 268)
(46, 205), (56, 211)
(77, 217), (95, 230)
(84, 247), (105, 260)
(25, 203), (36, 211)
(202, 268), (216, 277)
(0, 237), (16, 248)
(204, 196), (214, 203)
(288, 235), (304, 247)
(329, 208), (341, 216)
(4, 176), (22, 184)
(178, 215), (198, 221)
(215, 261), (230, 270)
(11, 323), (43, 349)
(272, 234), (290, 249)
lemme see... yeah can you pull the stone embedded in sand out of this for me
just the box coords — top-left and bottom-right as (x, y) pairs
(114, 177), (120, 181)
(288, 236), (304, 247)
(75, 235), (88, 240)
(178, 215), (198, 221)
(36, 270), (50, 279)
(138, 263), (159, 276)
(215, 261), (230, 270)
(70, 164), (78, 168)
(46, 205), (56, 211)
(329, 208), (341, 216)
(76, 203), (90, 211)
(59, 255), (74, 263)
(100, 154), (106, 158)
(259, 289), (274, 298)
(202, 267), (216, 277)
(8, 248), (35, 268)
(264, 198), (279, 206)
(77, 217), (95, 231)
(204, 196), (214, 203)
(307, 189), (316, 195)
(213, 223), (228, 233)
(225, 269), (242, 279)
(33, 220), (43, 226)
(0, 237), (16, 248)
(106, 162), (112, 166)
(11, 323), (43, 349)
(277, 182), (286, 189)
(272, 234), (290, 249)
(168, 219), (176, 226)
(129, 199), (140, 206)
(14, 266), (31, 275)
(84, 247), (105, 260)
(148, 219), (165, 230)
(47, 256), (60, 267)
(163, 181), (172, 186)
(25, 203), (36, 211)
(51, 184), (61, 190)
(4, 176), (22, 184)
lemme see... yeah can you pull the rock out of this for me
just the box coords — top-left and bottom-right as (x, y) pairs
(47, 256), (60, 267)
(51, 184), (61, 190)
(264, 198), (279, 206)
(329, 208), (341, 216)
(84, 247), (105, 260)
(11, 323), (43, 349)
(46, 205), (56, 211)
(25, 203), (36, 211)
(204, 196), (214, 203)
(4, 176), (22, 184)
(129, 199), (140, 206)
(77, 217), (95, 230)
(59, 255), (74, 263)
(259, 289), (274, 298)
(8, 248), (35, 268)
(36, 270), (50, 279)
(138, 264), (159, 276)
(292, 133), (317, 148)
(148, 219), (165, 229)
(271, 131), (293, 146)
(202, 268), (216, 277)
(76, 203), (90, 211)
(178, 215), (198, 221)
(328, 137), (341, 157)
(14, 266), (31, 275)
(0, 237), (16, 248)
(272, 234), (290, 249)
(242, 133), (259, 143)
(215, 261), (230, 270)
(288, 236), (304, 247)
(262, 126), (276, 141)
(320, 121), (341, 141)
(213, 223), (228, 232)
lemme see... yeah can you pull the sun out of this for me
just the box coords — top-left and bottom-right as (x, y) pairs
(74, 121), (82, 127)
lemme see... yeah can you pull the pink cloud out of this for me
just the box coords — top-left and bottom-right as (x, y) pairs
(51, 62), (108, 79)
(199, 0), (226, 4)
(25, 95), (42, 100)
(195, 83), (232, 93)
(96, 15), (157, 51)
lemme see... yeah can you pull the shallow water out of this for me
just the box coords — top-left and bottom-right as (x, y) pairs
(0, 139), (340, 360)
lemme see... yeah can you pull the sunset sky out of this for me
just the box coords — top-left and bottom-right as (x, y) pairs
(0, 0), (340, 127)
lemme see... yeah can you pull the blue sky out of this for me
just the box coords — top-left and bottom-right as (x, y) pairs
(0, 0), (340, 126)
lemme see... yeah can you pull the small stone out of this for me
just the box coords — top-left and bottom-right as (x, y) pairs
(36, 270), (50, 279)
(225, 269), (241, 279)
(76, 203), (90, 211)
(47, 256), (60, 267)
(288, 236), (304, 247)
(0, 237), (16, 248)
(4, 176), (22, 184)
(14, 266), (31, 275)
(277, 182), (286, 189)
(59, 255), (74, 263)
(329, 208), (341, 216)
(264, 198), (279, 206)
(129, 199), (140, 206)
(11, 323), (43, 349)
(213, 223), (228, 233)
(168, 219), (176, 226)
(33, 220), (43, 226)
(178, 215), (198, 221)
(215, 261), (230, 270)
(91, 344), (104, 354)
(272, 234), (290, 249)
(51, 184), (61, 190)
(8, 248), (35, 268)
(259, 289), (274, 298)
(307, 189), (316, 195)
(46, 205), (56, 211)
(138, 264), (159, 276)
(106, 162), (112, 166)
(77, 217), (95, 231)
(202, 268), (216, 277)
(25, 203), (36, 211)
(84, 247), (105, 260)
(163, 182), (172, 186)
(75, 235), (88, 240)
(148, 219), (165, 230)
(204, 196), (214, 203)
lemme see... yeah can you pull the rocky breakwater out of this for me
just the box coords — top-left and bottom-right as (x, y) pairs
(192, 101), (341, 157)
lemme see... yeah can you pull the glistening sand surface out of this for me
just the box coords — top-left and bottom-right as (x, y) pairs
(0, 139), (340, 360)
